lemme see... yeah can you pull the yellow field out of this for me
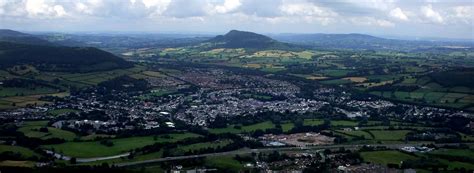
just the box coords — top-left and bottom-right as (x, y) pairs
(245, 64), (262, 68)
(0, 160), (35, 167)
(306, 76), (329, 80)
(343, 77), (368, 83)
(359, 80), (394, 87)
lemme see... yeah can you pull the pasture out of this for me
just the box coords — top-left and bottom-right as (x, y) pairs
(43, 133), (201, 158)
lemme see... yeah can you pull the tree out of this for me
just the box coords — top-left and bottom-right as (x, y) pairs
(70, 157), (77, 164)
(294, 118), (304, 128)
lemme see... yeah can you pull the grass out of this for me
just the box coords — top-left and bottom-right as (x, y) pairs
(335, 130), (373, 140)
(0, 160), (36, 167)
(320, 79), (352, 85)
(43, 133), (201, 158)
(370, 130), (411, 141)
(0, 86), (58, 97)
(209, 121), (275, 134)
(205, 156), (243, 171)
(79, 134), (115, 141)
(361, 150), (418, 166)
(429, 148), (474, 158)
(281, 123), (294, 132)
(171, 140), (232, 155)
(0, 145), (39, 158)
(303, 119), (324, 126)
(18, 122), (77, 141)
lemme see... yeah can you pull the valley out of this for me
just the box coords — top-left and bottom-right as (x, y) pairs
(0, 29), (473, 173)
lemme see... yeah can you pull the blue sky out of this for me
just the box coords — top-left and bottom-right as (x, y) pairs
(0, 0), (473, 39)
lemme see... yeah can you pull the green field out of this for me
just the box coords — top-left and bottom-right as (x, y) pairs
(335, 130), (373, 140)
(209, 121), (275, 134)
(18, 121), (77, 141)
(171, 140), (232, 155)
(361, 150), (418, 166)
(370, 130), (411, 141)
(205, 155), (243, 171)
(0, 86), (58, 97)
(0, 145), (39, 158)
(43, 133), (201, 158)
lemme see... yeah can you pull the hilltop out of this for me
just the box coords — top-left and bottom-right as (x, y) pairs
(205, 30), (294, 50)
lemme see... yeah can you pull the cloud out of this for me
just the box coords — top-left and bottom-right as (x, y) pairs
(0, 0), (472, 39)
(453, 6), (473, 24)
(350, 16), (395, 27)
(421, 4), (443, 24)
(389, 7), (408, 21)
(212, 0), (241, 14)
(162, 0), (207, 18)
(279, 1), (337, 25)
(25, 0), (67, 18)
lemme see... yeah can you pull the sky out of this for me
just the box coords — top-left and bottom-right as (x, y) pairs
(0, 0), (473, 39)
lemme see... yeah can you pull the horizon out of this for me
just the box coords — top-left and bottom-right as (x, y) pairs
(8, 29), (473, 42)
(0, 0), (473, 40)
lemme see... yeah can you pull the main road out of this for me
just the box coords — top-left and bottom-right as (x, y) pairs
(114, 142), (465, 167)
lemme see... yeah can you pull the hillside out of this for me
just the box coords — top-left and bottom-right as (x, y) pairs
(0, 41), (131, 72)
(205, 30), (294, 50)
(0, 29), (53, 46)
(271, 33), (461, 51)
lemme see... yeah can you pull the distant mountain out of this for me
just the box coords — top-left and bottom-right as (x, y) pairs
(271, 33), (473, 51)
(205, 30), (295, 50)
(0, 29), (53, 46)
(0, 41), (131, 72)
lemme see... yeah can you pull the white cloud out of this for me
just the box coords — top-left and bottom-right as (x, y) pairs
(389, 7), (408, 21)
(213, 0), (241, 14)
(453, 6), (473, 20)
(421, 4), (443, 24)
(279, 1), (337, 25)
(25, 0), (67, 18)
(280, 2), (336, 17)
(351, 17), (394, 27)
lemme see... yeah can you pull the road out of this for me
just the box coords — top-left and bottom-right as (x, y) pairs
(46, 150), (130, 163)
(114, 142), (465, 167)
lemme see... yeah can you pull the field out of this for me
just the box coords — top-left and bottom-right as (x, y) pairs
(0, 145), (39, 158)
(43, 133), (201, 158)
(369, 130), (411, 141)
(335, 130), (373, 140)
(361, 150), (418, 166)
(0, 160), (36, 167)
(18, 121), (77, 141)
(209, 121), (275, 134)
(171, 140), (232, 155)
(205, 155), (243, 171)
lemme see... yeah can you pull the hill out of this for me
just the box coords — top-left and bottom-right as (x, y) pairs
(270, 33), (468, 51)
(0, 29), (53, 46)
(205, 30), (294, 50)
(0, 41), (131, 72)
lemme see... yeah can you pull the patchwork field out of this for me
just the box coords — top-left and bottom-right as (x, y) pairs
(43, 133), (201, 158)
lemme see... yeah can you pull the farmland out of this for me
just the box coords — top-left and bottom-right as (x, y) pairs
(43, 133), (201, 158)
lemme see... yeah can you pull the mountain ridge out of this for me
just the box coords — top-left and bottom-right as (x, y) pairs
(0, 29), (131, 72)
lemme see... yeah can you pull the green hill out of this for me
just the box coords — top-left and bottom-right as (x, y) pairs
(206, 30), (294, 50)
(0, 41), (131, 72)
(0, 29), (53, 46)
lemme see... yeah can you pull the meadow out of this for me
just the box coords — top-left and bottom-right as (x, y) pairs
(43, 133), (201, 158)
